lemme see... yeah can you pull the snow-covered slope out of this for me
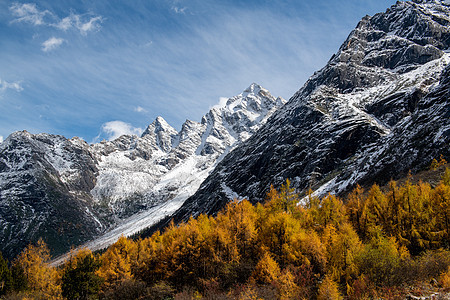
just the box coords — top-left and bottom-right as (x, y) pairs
(0, 83), (285, 259)
(155, 0), (450, 227)
(88, 83), (284, 219)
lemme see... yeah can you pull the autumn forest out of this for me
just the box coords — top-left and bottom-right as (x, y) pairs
(1, 165), (450, 299)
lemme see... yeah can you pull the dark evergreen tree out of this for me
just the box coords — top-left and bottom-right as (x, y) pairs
(62, 253), (103, 300)
(0, 251), (12, 296)
(10, 263), (27, 292)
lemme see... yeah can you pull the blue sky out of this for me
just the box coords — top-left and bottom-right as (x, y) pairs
(0, 0), (399, 143)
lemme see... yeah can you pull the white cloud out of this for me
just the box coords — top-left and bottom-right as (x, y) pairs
(42, 37), (65, 52)
(134, 106), (147, 113)
(78, 16), (103, 35)
(0, 136), (3, 143)
(55, 14), (103, 35)
(0, 79), (23, 92)
(9, 3), (52, 26)
(55, 16), (73, 31)
(172, 6), (187, 14)
(211, 97), (229, 110)
(99, 121), (143, 141)
(10, 3), (103, 35)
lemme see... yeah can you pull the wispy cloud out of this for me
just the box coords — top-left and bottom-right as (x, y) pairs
(55, 16), (72, 31)
(9, 3), (52, 26)
(0, 79), (23, 92)
(95, 120), (143, 142)
(0, 136), (3, 143)
(42, 37), (65, 52)
(172, 6), (187, 14)
(134, 106), (147, 113)
(124, 5), (341, 123)
(54, 14), (103, 35)
(9, 2), (103, 35)
(78, 16), (103, 35)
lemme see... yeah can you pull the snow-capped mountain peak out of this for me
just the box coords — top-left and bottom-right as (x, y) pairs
(141, 116), (178, 152)
(241, 82), (265, 99)
(196, 83), (286, 155)
(0, 83), (285, 259)
(142, 116), (176, 135)
(228, 82), (281, 112)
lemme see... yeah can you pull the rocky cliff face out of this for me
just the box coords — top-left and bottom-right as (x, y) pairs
(160, 0), (450, 225)
(0, 132), (102, 259)
(0, 84), (285, 259)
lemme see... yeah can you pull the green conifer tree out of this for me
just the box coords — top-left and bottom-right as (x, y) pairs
(62, 251), (103, 300)
(0, 251), (12, 296)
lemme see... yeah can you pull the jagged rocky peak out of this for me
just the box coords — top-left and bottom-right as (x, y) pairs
(302, 0), (450, 96)
(203, 83), (286, 139)
(193, 83), (286, 157)
(142, 116), (177, 136)
(1, 130), (34, 147)
(225, 82), (284, 113)
(242, 82), (273, 96)
(178, 119), (204, 141)
(141, 116), (178, 152)
(169, 119), (204, 157)
(0, 131), (95, 181)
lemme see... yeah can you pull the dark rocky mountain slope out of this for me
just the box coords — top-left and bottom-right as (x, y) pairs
(158, 0), (450, 226)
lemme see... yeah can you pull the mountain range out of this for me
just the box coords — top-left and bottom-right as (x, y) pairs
(0, 84), (285, 260)
(1, 0), (450, 260)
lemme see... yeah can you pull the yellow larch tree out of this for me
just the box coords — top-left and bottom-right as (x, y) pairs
(251, 251), (280, 285)
(97, 235), (137, 288)
(14, 239), (61, 299)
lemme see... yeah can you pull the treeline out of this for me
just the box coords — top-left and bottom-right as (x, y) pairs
(1, 169), (450, 299)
